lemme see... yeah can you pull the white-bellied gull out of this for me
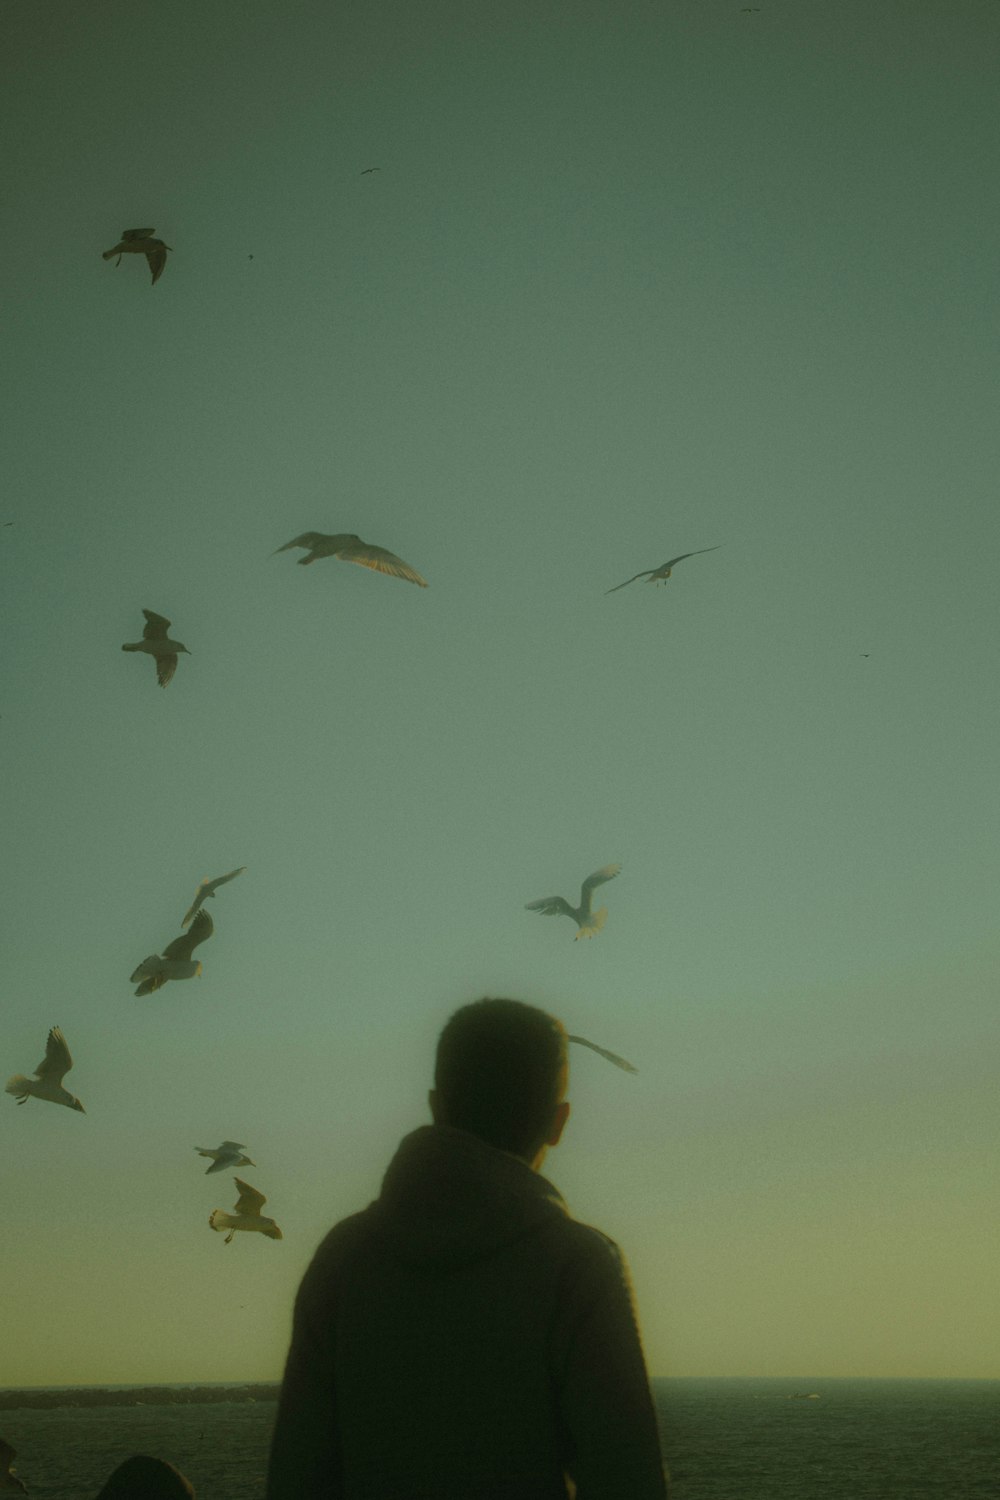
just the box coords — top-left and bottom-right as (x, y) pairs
(130, 908), (213, 996)
(209, 1178), (283, 1243)
(6, 1027), (85, 1113)
(195, 1141), (255, 1174)
(273, 532), (428, 586)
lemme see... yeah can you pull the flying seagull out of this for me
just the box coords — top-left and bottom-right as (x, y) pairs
(183, 866), (247, 927)
(605, 546), (721, 593)
(195, 1140), (255, 1174)
(6, 1027), (85, 1113)
(122, 609), (190, 687)
(566, 1034), (637, 1072)
(130, 908), (213, 996)
(360, 167), (381, 174)
(273, 532), (428, 585)
(209, 1178), (283, 1243)
(525, 863), (622, 940)
(0, 1439), (26, 1494)
(102, 228), (171, 285)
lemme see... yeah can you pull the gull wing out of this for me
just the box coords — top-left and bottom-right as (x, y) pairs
(273, 532), (329, 554)
(142, 610), (172, 640)
(206, 866), (246, 895)
(338, 539), (428, 587)
(605, 569), (653, 594)
(657, 545), (722, 572)
(35, 1027), (73, 1083)
(182, 880), (212, 927)
(145, 245), (167, 284)
(580, 864), (621, 901)
(525, 894), (575, 919)
(219, 1140), (247, 1151)
(122, 228), (156, 241)
(134, 971), (168, 997)
(234, 1177), (266, 1214)
(155, 653), (178, 688)
(163, 907), (213, 961)
(566, 1034), (638, 1073)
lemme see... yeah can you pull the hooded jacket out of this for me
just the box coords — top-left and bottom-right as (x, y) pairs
(266, 1124), (668, 1499)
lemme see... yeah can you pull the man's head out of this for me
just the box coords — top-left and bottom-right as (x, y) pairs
(428, 997), (570, 1168)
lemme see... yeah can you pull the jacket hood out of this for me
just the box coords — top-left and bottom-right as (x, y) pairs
(371, 1124), (570, 1273)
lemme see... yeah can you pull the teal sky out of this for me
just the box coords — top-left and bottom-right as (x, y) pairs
(3, 0), (998, 1385)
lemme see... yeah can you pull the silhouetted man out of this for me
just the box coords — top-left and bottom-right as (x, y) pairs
(266, 997), (668, 1498)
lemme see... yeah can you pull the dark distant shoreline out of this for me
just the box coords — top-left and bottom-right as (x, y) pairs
(0, 1384), (280, 1411)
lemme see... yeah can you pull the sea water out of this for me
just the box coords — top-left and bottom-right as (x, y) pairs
(0, 1377), (996, 1498)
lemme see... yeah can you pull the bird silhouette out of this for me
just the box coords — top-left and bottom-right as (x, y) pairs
(525, 863), (622, 939)
(183, 867), (246, 927)
(273, 532), (428, 585)
(102, 228), (171, 285)
(6, 1027), (85, 1113)
(121, 609), (190, 687)
(209, 1178), (283, 1243)
(566, 1034), (637, 1071)
(360, 167), (381, 175)
(606, 547), (721, 593)
(130, 909), (214, 996)
(195, 1141), (255, 1175)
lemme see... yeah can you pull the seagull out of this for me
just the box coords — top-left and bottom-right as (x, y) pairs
(360, 167), (381, 174)
(130, 908), (213, 996)
(566, 1035), (637, 1072)
(183, 866), (247, 927)
(525, 863), (622, 940)
(273, 532), (428, 585)
(102, 228), (171, 285)
(209, 1178), (283, 1243)
(605, 546), (722, 593)
(0, 1439), (26, 1494)
(121, 609), (190, 687)
(195, 1140), (255, 1174)
(6, 1027), (85, 1113)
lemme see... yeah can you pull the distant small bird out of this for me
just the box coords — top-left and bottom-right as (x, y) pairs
(182, 866), (247, 927)
(209, 1178), (283, 1243)
(566, 1034), (637, 1072)
(273, 532), (428, 586)
(525, 863), (622, 940)
(121, 609), (190, 687)
(130, 908), (213, 996)
(0, 1439), (26, 1494)
(360, 167), (381, 174)
(606, 547), (721, 594)
(6, 1027), (85, 1113)
(102, 228), (171, 285)
(195, 1140), (255, 1174)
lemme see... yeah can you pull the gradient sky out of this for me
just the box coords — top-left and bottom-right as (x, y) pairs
(3, 0), (998, 1386)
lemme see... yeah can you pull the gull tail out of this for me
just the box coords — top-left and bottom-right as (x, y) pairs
(5, 1074), (31, 1098)
(209, 1209), (237, 1235)
(102, 247), (121, 260)
(574, 906), (608, 940)
(121, 643), (142, 652)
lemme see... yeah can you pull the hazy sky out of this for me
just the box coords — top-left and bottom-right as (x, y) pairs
(3, 0), (998, 1387)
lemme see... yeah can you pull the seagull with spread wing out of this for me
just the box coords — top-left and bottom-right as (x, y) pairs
(566, 1034), (637, 1072)
(122, 609), (190, 687)
(6, 1027), (85, 1113)
(130, 908), (213, 996)
(209, 1178), (283, 1243)
(183, 866), (246, 927)
(605, 546), (721, 593)
(525, 863), (622, 939)
(273, 532), (428, 585)
(102, 227), (171, 285)
(195, 1140), (255, 1174)
(0, 1438), (27, 1494)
